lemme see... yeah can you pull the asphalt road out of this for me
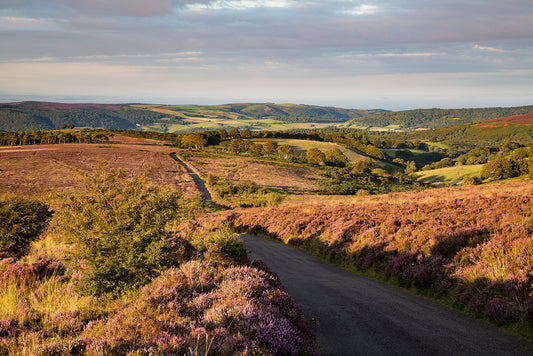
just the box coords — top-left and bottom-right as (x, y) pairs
(241, 234), (533, 356)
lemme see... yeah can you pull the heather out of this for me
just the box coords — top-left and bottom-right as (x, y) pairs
(0, 165), (316, 355)
(203, 180), (533, 336)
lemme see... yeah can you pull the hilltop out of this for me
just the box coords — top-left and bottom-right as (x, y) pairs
(0, 101), (386, 132)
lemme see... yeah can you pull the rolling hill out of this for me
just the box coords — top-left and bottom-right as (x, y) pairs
(0, 101), (386, 132)
(345, 105), (533, 131)
(368, 111), (533, 149)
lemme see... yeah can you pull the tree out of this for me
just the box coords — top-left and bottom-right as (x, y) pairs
(404, 161), (417, 174)
(480, 157), (515, 180)
(242, 129), (252, 138)
(306, 148), (326, 165)
(278, 144), (294, 159)
(218, 129), (228, 140)
(182, 133), (207, 150)
(351, 159), (373, 175)
(228, 128), (240, 138)
(230, 138), (251, 153)
(250, 143), (263, 157)
(262, 141), (279, 156)
(0, 197), (52, 251)
(55, 163), (193, 297)
(324, 147), (349, 167)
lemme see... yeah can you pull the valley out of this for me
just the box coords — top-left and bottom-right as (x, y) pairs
(1, 102), (533, 355)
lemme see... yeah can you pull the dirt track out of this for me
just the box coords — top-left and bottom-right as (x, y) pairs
(169, 152), (212, 202)
(241, 234), (533, 356)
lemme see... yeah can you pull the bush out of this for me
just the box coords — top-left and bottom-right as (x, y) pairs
(0, 197), (52, 251)
(55, 162), (195, 297)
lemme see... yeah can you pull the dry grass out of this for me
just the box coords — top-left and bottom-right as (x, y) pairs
(0, 135), (199, 198)
(186, 155), (323, 194)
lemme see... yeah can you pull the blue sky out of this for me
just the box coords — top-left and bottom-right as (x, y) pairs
(1, 0), (532, 110)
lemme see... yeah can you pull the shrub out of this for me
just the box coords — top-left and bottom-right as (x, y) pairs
(0, 197), (52, 251)
(54, 162), (195, 297)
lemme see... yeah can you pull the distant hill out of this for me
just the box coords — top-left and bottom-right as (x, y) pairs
(345, 105), (533, 130)
(216, 103), (386, 123)
(370, 112), (533, 149)
(0, 102), (173, 131)
(0, 101), (386, 132)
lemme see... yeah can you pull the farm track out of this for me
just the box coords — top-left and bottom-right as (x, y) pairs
(169, 152), (212, 202)
(241, 234), (533, 356)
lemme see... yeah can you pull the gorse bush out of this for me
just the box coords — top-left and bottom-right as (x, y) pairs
(55, 162), (194, 297)
(0, 197), (52, 252)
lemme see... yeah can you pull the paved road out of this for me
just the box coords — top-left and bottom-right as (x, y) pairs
(169, 152), (212, 202)
(241, 234), (533, 356)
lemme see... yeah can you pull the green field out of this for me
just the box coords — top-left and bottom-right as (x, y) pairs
(416, 164), (482, 185)
(381, 148), (428, 158)
(250, 138), (369, 162)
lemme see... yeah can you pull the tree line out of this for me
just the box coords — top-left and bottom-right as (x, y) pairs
(0, 129), (111, 146)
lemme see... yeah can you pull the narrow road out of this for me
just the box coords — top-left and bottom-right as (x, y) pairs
(241, 234), (533, 356)
(169, 152), (212, 202)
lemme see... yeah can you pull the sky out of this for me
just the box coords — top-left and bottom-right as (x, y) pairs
(1, 0), (532, 110)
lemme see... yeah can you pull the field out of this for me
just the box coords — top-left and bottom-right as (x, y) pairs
(183, 153), (323, 194)
(250, 138), (369, 162)
(416, 165), (483, 185)
(145, 119), (343, 133)
(0, 135), (198, 198)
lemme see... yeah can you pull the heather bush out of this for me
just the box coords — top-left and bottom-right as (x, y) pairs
(0, 197), (52, 251)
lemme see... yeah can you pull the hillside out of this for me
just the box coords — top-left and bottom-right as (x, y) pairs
(0, 102), (175, 131)
(204, 180), (533, 338)
(369, 112), (533, 149)
(345, 105), (533, 131)
(0, 101), (386, 132)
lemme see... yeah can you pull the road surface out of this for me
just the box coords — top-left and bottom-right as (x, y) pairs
(241, 234), (533, 356)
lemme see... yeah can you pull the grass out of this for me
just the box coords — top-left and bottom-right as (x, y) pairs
(416, 164), (483, 185)
(381, 148), (428, 157)
(427, 142), (453, 150)
(250, 138), (368, 162)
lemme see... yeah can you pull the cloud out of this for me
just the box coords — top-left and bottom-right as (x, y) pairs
(341, 4), (380, 16)
(474, 44), (506, 53)
(1, 1), (532, 109)
(185, 0), (295, 11)
(1, 0), (177, 17)
(0, 16), (58, 29)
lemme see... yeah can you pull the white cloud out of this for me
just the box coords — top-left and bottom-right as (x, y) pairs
(341, 4), (380, 16)
(473, 44), (506, 53)
(186, 0), (295, 11)
(0, 16), (58, 29)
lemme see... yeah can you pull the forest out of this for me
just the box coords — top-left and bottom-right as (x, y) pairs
(347, 105), (533, 130)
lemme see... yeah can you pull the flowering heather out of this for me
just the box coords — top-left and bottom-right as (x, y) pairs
(203, 180), (533, 332)
(0, 256), (316, 355)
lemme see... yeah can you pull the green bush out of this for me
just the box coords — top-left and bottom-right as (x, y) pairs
(55, 162), (195, 297)
(190, 226), (247, 262)
(0, 197), (52, 251)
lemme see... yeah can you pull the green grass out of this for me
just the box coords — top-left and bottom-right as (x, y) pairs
(250, 138), (368, 162)
(381, 148), (428, 158)
(427, 142), (452, 150)
(416, 165), (483, 184)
